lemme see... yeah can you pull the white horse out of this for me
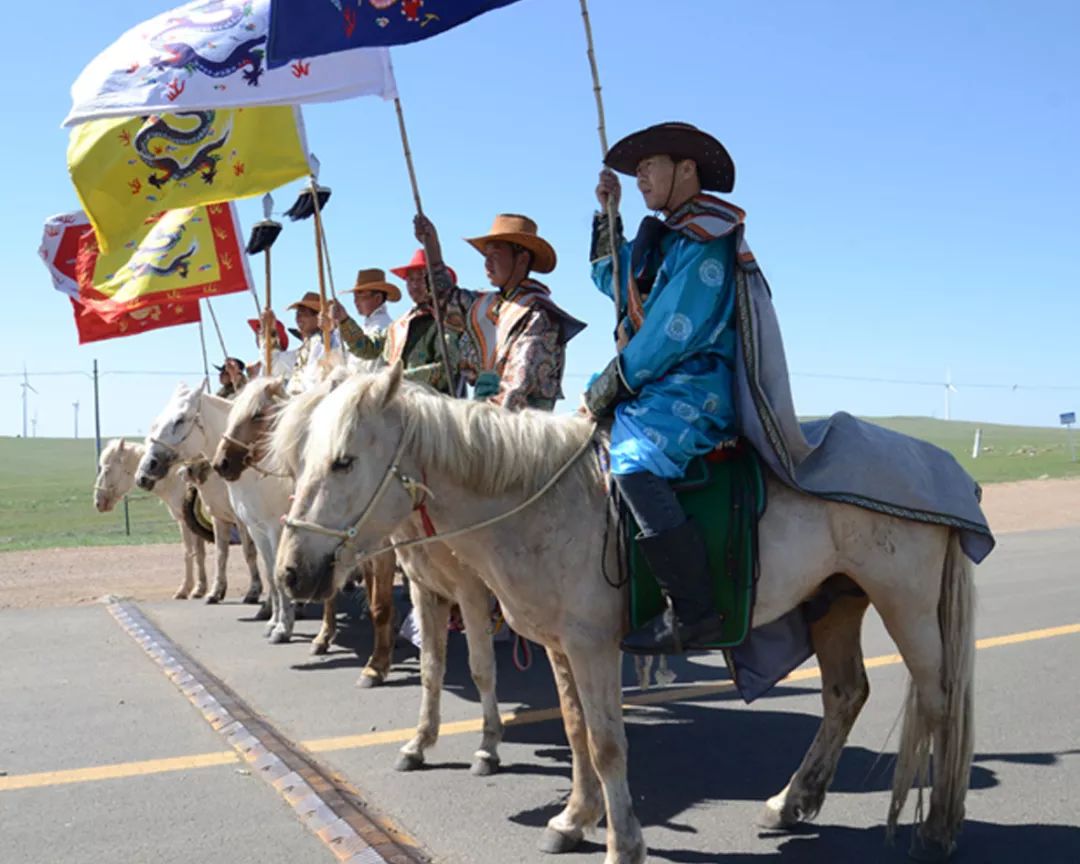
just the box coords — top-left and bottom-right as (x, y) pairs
(277, 365), (975, 864)
(94, 438), (209, 599)
(267, 372), (505, 772)
(211, 376), (343, 655)
(134, 384), (277, 617)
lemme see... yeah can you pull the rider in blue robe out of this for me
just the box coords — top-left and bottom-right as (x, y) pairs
(584, 122), (742, 655)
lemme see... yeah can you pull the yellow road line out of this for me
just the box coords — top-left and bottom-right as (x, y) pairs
(0, 751), (237, 793)
(4, 621), (1078, 794)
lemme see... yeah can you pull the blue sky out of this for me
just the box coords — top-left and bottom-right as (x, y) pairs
(3, 0), (1078, 438)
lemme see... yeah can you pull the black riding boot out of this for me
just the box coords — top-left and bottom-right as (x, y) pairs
(620, 518), (724, 655)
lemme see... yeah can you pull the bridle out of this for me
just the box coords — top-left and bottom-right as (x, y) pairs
(220, 429), (288, 479)
(284, 416), (598, 566)
(148, 411), (206, 464)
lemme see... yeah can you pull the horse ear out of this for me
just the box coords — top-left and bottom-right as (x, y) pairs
(117, 438), (125, 451)
(380, 361), (404, 408)
(268, 378), (286, 400)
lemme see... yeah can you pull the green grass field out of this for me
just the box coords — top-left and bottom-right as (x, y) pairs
(0, 437), (179, 553)
(1, 418), (1077, 552)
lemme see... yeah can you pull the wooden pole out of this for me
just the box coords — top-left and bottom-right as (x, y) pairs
(579, 0), (624, 338)
(263, 247), (274, 374)
(196, 308), (211, 392)
(204, 298), (229, 359)
(308, 176), (332, 353)
(394, 96), (457, 394)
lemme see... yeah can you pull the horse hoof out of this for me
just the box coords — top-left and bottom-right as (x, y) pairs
(173, 590), (189, 600)
(242, 591), (261, 605)
(538, 827), (583, 854)
(908, 832), (954, 863)
(311, 639), (330, 656)
(470, 754), (500, 777)
(191, 588), (206, 599)
(757, 802), (796, 831)
(253, 602), (272, 621)
(395, 751), (424, 772)
(268, 629), (291, 644)
(205, 595), (220, 605)
(356, 671), (384, 689)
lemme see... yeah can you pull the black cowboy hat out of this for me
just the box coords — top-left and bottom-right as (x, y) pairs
(214, 356), (247, 373)
(604, 122), (735, 193)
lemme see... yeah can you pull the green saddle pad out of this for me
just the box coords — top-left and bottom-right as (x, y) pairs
(625, 445), (766, 649)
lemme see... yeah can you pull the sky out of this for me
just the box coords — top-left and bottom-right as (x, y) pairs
(2, 0), (1078, 439)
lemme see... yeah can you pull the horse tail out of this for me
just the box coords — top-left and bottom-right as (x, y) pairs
(887, 530), (975, 852)
(182, 486), (215, 544)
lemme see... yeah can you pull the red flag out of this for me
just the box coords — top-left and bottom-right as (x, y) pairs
(40, 212), (204, 344)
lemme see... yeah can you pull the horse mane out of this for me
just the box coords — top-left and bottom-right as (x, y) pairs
(315, 366), (598, 497)
(268, 366), (353, 478)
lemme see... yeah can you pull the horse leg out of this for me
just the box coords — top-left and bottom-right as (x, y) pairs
(539, 647), (605, 854)
(760, 585), (871, 829)
(206, 518), (229, 603)
(311, 592), (337, 655)
(357, 552), (395, 687)
(175, 524), (196, 599)
(564, 642), (645, 864)
(239, 526), (262, 605)
(264, 533), (294, 644)
(193, 533), (207, 598)
(883, 533), (975, 862)
(455, 581), (503, 776)
(396, 581), (451, 772)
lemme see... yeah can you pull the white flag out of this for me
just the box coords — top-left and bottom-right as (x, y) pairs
(64, 0), (397, 127)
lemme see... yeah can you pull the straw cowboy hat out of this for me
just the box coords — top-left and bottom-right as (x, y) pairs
(390, 248), (457, 286)
(346, 268), (401, 303)
(604, 122), (735, 193)
(465, 214), (557, 274)
(286, 291), (322, 313)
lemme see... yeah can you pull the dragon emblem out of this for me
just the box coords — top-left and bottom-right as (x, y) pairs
(134, 111), (232, 189)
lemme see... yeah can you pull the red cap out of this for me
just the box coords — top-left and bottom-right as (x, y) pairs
(390, 248), (457, 285)
(247, 317), (289, 351)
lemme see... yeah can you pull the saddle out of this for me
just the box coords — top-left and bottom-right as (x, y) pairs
(620, 441), (766, 649)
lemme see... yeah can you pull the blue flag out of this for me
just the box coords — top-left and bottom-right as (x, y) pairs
(268, 0), (526, 67)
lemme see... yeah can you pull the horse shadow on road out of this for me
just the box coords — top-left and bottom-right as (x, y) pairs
(501, 693), (1077, 863)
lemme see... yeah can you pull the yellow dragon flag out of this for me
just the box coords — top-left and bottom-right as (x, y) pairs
(68, 105), (310, 253)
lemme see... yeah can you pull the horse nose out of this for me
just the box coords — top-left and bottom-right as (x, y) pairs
(212, 455), (230, 477)
(136, 472), (154, 491)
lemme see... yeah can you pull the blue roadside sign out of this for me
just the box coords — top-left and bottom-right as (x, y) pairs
(1060, 412), (1076, 425)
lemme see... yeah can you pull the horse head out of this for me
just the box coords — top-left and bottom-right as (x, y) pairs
(94, 438), (143, 511)
(212, 377), (286, 481)
(136, 383), (203, 490)
(277, 363), (410, 603)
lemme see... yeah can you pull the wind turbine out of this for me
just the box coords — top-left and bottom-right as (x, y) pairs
(31, 410), (38, 438)
(944, 367), (957, 421)
(20, 365), (37, 439)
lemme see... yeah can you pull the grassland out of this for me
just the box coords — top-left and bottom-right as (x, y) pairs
(2, 417), (1077, 552)
(0, 437), (178, 553)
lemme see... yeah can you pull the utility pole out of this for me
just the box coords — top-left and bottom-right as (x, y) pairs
(93, 360), (102, 461)
(73, 401), (80, 439)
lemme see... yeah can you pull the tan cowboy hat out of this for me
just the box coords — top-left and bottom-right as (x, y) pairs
(286, 291), (322, 313)
(346, 268), (401, 302)
(604, 122), (735, 193)
(465, 214), (557, 274)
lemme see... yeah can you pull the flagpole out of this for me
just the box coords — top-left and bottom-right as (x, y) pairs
(578, 0), (624, 338)
(393, 96), (457, 394)
(204, 298), (229, 359)
(308, 176), (333, 353)
(196, 310), (211, 392)
(263, 247), (274, 374)
(317, 218), (348, 363)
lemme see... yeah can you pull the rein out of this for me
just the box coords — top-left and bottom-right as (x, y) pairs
(284, 416), (599, 566)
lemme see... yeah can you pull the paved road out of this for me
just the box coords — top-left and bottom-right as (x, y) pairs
(2, 529), (1079, 864)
